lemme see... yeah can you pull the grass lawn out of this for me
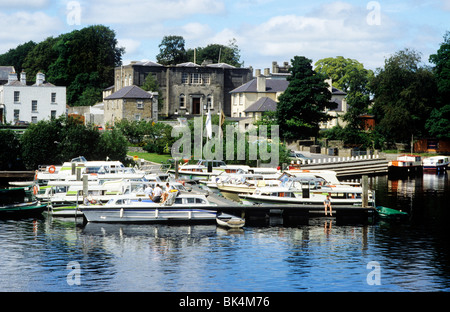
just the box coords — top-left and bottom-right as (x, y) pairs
(128, 152), (172, 164)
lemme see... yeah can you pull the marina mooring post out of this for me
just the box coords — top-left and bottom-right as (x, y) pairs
(362, 175), (369, 208)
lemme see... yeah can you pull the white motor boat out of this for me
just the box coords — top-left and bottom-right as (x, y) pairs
(423, 156), (449, 172)
(239, 176), (375, 207)
(79, 191), (236, 223)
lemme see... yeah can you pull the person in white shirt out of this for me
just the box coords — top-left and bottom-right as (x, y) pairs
(152, 184), (163, 203)
(144, 184), (153, 199)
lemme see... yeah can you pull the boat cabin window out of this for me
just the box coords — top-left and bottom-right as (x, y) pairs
(85, 167), (101, 174)
(187, 198), (195, 204)
(195, 198), (206, 204)
(174, 198), (183, 204)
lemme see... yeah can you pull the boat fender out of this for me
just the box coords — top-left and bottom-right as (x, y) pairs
(48, 165), (56, 174)
(33, 185), (39, 195)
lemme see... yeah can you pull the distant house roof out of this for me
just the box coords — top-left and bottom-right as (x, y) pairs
(104, 85), (153, 100)
(126, 60), (162, 67)
(176, 62), (200, 67)
(0, 66), (15, 81)
(244, 97), (277, 113)
(230, 78), (289, 93)
(331, 86), (346, 95)
(206, 63), (236, 69)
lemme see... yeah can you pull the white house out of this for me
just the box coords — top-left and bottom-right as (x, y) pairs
(0, 71), (66, 124)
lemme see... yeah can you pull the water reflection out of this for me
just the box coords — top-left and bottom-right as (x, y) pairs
(1, 174), (450, 291)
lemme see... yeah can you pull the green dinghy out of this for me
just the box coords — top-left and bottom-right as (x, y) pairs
(376, 206), (408, 220)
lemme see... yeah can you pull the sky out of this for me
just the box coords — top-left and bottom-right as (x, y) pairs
(0, 0), (449, 72)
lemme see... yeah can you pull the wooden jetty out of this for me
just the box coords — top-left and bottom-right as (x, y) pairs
(299, 155), (388, 177)
(0, 171), (35, 179)
(194, 184), (376, 226)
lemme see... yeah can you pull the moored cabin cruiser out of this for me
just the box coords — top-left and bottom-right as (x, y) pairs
(388, 154), (422, 176)
(78, 191), (234, 223)
(423, 156), (449, 172)
(239, 176), (375, 207)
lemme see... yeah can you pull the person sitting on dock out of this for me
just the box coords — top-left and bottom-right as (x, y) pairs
(152, 184), (163, 203)
(324, 194), (332, 216)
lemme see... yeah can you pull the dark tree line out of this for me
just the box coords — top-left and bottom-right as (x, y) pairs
(0, 25), (124, 107)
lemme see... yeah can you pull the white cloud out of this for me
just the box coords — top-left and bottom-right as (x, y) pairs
(0, 0), (49, 9)
(117, 38), (142, 55)
(214, 1), (406, 70)
(0, 11), (63, 53)
(80, 0), (225, 26)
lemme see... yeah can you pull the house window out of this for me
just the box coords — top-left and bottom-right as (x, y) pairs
(191, 73), (201, 84)
(182, 73), (189, 84)
(51, 93), (56, 103)
(137, 100), (144, 109)
(206, 95), (213, 109)
(14, 109), (19, 122)
(14, 91), (20, 103)
(203, 74), (210, 84)
(179, 94), (186, 108)
(51, 110), (57, 119)
(135, 114), (141, 121)
(239, 94), (244, 105)
(32, 116), (38, 123)
(233, 94), (238, 106)
(32, 100), (38, 112)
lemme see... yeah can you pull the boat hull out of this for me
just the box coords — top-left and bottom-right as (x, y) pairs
(0, 202), (46, 218)
(239, 195), (368, 206)
(80, 206), (219, 223)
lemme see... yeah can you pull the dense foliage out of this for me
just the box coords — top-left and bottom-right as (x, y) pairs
(0, 25), (125, 107)
(156, 35), (242, 67)
(276, 56), (335, 141)
(19, 116), (128, 169)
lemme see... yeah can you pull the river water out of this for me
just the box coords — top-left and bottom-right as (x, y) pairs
(1, 173), (449, 293)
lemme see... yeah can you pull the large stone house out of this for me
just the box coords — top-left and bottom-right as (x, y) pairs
(111, 60), (253, 117)
(103, 85), (158, 126)
(229, 67), (348, 131)
(0, 70), (66, 124)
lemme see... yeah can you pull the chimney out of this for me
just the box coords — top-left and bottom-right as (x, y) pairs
(7, 72), (17, 85)
(20, 71), (26, 85)
(264, 68), (270, 76)
(255, 69), (261, 77)
(36, 72), (45, 86)
(257, 70), (266, 93)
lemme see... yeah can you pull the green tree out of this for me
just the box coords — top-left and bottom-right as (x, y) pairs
(98, 128), (129, 162)
(21, 37), (59, 83)
(370, 49), (437, 143)
(141, 73), (163, 110)
(187, 39), (243, 67)
(20, 118), (63, 169)
(156, 35), (187, 65)
(0, 41), (37, 74)
(276, 56), (335, 141)
(315, 56), (374, 129)
(427, 31), (450, 139)
(0, 129), (23, 170)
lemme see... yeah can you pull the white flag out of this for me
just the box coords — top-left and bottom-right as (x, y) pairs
(205, 109), (212, 140)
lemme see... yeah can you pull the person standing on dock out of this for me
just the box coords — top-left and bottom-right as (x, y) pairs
(324, 194), (332, 216)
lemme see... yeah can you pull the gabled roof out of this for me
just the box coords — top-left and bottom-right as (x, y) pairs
(331, 86), (346, 95)
(206, 63), (236, 69)
(176, 62), (200, 67)
(0, 66), (15, 80)
(230, 78), (289, 93)
(104, 85), (153, 100)
(244, 97), (277, 113)
(134, 60), (163, 67)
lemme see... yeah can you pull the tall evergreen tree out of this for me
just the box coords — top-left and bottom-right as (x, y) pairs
(427, 31), (450, 139)
(276, 56), (335, 141)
